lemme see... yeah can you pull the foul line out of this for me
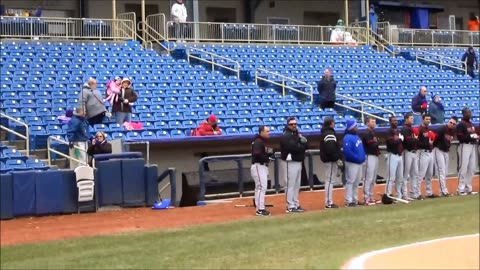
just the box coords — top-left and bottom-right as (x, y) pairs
(342, 233), (480, 270)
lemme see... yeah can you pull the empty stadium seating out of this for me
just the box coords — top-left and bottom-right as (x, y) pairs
(0, 142), (48, 173)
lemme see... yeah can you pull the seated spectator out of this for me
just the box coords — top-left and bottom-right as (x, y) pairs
(429, 94), (445, 125)
(87, 131), (112, 166)
(193, 114), (222, 136)
(330, 19), (357, 45)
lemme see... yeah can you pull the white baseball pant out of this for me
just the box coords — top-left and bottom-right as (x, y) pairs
(403, 150), (419, 198)
(324, 161), (338, 206)
(345, 161), (363, 204)
(282, 160), (302, 209)
(385, 153), (404, 198)
(434, 148), (449, 195)
(418, 150), (434, 196)
(251, 163), (268, 211)
(363, 155), (378, 202)
(457, 144), (477, 193)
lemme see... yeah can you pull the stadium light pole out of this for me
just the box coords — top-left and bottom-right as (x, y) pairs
(141, 0), (146, 41)
(112, 0), (116, 19)
(344, 0), (349, 26)
(366, 0), (369, 44)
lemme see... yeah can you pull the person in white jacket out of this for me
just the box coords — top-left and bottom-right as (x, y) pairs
(171, 0), (187, 41)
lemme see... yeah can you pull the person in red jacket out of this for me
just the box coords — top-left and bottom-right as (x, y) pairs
(196, 114), (222, 136)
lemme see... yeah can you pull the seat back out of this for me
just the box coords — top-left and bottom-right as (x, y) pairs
(74, 166), (95, 202)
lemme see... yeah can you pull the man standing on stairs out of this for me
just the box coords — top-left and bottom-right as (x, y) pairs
(171, 0), (188, 42)
(411, 86), (428, 126)
(67, 107), (89, 169)
(317, 68), (337, 110)
(461, 46), (478, 78)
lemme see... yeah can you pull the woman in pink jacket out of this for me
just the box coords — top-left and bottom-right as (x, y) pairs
(104, 76), (122, 105)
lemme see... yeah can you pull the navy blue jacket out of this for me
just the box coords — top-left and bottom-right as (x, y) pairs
(411, 94), (427, 114)
(67, 115), (89, 142)
(342, 131), (366, 164)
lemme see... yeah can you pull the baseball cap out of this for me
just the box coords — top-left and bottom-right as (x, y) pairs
(346, 119), (357, 130)
(121, 78), (131, 84)
(208, 114), (217, 123)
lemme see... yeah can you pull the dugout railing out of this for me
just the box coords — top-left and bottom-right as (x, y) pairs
(0, 112), (30, 156)
(197, 141), (478, 203)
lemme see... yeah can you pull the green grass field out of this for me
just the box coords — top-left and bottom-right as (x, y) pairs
(1, 195), (479, 269)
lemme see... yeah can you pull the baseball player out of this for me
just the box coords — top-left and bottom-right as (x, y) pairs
(343, 119), (366, 207)
(385, 116), (404, 199)
(361, 117), (380, 206)
(417, 113), (438, 198)
(280, 117), (308, 213)
(319, 117), (342, 209)
(401, 113), (420, 200)
(251, 126), (274, 216)
(456, 108), (479, 195)
(433, 116), (457, 197)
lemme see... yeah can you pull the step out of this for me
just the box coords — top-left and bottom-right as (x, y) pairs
(40, 158), (68, 169)
(1, 140), (26, 151)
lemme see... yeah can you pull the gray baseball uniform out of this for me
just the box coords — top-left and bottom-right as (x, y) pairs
(401, 124), (420, 198)
(434, 148), (449, 195)
(345, 162), (363, 204)
(283, 160), (302, 209)
(324, 162), (338, 206)
(418, 150), (434, 196)
(385, 153), (404, 197)
(456, 118), (479, 194)
(363, 155), (378, 202)
(251, 164), (268, 211)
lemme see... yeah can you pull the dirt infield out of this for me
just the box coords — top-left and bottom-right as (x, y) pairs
(1, 176), (478, 246)
(343, 234), (480, 269)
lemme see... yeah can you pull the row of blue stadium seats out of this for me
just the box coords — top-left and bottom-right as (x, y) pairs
(0, 159), (49, 173)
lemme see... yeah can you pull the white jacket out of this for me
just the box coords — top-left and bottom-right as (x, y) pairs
(171, 3), (187, 23)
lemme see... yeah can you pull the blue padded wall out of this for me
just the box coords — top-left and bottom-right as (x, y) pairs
(121, 158), (146, 207)
(35, 170), (65, 215)
(12, 171), (36, 216)
(96, 160), (123, 206)
(61, 170), (78, 214)
(145, 165), (159, 205)
(0, 173), (14, 220)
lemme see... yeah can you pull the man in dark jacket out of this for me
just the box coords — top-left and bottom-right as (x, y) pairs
(433, 116), (457, 197)
(385, 116), (405, 199)
(67, 107), (89, 169)
(361, 117), (380, 205)
(401, 113), (420, 200)
(461, 46), (478, 78)
(456, 108), (479, 195)
(251, 126), (274, 217)
(411, 86), (428, 125)
(112, 78), (138, 124)
(428, 94), (445, 125)
(280, 117), (308, 213)
(342, 119), (366, 207)
(317, 68), (337, 110)
(319, 117), (342, 209)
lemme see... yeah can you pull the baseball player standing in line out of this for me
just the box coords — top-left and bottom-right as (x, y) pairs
(319, 117), (342, 209)
(280, 117), (309, 213)
(361, 117), (380, 206)
(401, 113), (420, 200)
(433, 116), (457, 197)
(342, 120), (366, 207)
(385, 116), (405, 199)
(417, 114), (439, 198)
(251, 126), (274, 216)
(456, 108), (479, 195)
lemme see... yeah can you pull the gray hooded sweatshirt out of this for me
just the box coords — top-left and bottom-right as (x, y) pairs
(78, 83), (106, 119)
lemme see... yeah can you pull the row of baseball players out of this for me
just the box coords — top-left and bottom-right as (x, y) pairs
(250, 108), (479, 216)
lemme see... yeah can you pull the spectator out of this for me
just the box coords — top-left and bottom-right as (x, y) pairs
(429, 94), (445, 125)
(33, 6), (42, 17)
(461, 46), (478, 78)
(317, 68), (337, 110)
(112, 78), (138, 124)
(104, 76), (122, 105)
(171, 0), (187, 42)
(369, 4), (378, 33)
(195, 114), (222, 136)
(342, 119), (366, 207)
(79, 77), (108, 127)
(467, 13), (479, 31)
(411, 86), (428, 125)
(57, 109), (73, 125)
(67, 107), (89, 169)
(87, 131), (112, 166)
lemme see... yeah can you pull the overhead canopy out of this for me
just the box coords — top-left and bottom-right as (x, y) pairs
(377, 1), (444, 12)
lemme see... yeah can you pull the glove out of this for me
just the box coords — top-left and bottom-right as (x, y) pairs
(398, 133), (404, 141)
(266, 147), (274, 155)
(299, 136), (308, 144)
(336, 159), (343, 169)
(412, 127), (419, 137)
(381, 194), (394, 205)
(471, 133), (479, 139)
(421, 102), (427, 109)
(69, 142), (74, 149)
(123, 99), (129, 104)
(428, 131), (436, 142)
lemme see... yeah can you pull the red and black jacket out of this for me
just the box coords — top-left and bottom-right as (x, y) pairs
(456, 118), (477, 144)
(251, 135), (270, 165)
(418, 125), (432, 151)
(401, 124), (418, 151)
(434, 125), (455, 152)
(362, 128), (380, 156)
(386, 127), (403, 155)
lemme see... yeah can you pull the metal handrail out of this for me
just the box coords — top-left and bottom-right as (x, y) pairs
(0, 112), (29, 155)
(414, 49), (468, 75)
(369, 29), (400, 57)
(140, 22), (172, 53)
(255, 68), (313, 102)
(187, 48), (241, 78)
(335, 93), (395, 123)
(47, 136), (89, 167)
